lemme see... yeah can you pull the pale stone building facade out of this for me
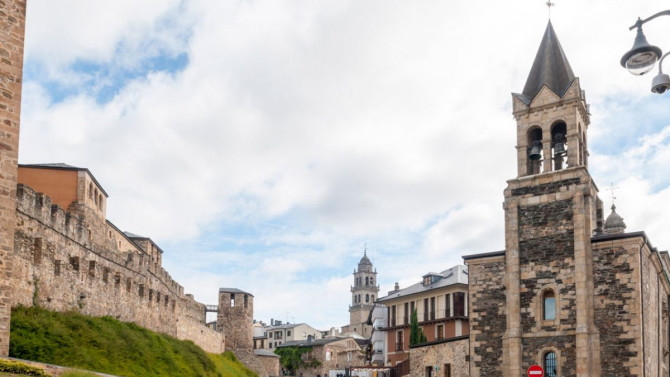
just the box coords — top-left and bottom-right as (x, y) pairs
(464, 21), (670, 377)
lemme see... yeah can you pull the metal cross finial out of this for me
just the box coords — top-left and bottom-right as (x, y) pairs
(546, 0), (555, 19)
(363, 242), (367, 255)
(606, 182), (619, 206)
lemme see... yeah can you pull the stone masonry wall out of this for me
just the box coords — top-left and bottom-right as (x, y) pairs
(518, 196), (577, 375)
(592, 240), (640, 377)
(408, 338), (468, 377)
(518, 199), (576, 332)
(642, 245), (659, 377)
(0, 0), (26, 357)
(12, 184), (223, 353)
(218, 291), (253, 350)
(467, 257), (505, 377)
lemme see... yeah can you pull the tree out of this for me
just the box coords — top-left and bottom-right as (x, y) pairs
(274, 346), (321, 375)
(409, 308), (427, 345)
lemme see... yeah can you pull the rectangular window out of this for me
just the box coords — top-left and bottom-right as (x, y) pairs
(396, 330), (404, 351)
(454, 292), (465, 316)
(426, 366), (433, 377)
(269, 332), (273, 339)
(88, 261), (96, 277)
(139, 284), (144, 297)
(103, 268), (109, 283)
(70, 256), (80, 271)
(436, 324), (444, 340)
(444, 364), (451, 377)
(148, 289), (153, 306)
(404, 302), (409, 324)
(423, 298), (429, 321)
(33, 238), (43, 264)
(244, 295), (248, 308)
(445, 293), (451, 317)
(126, 278), (132, 293)
(287, 330), (291, 337)
(430, 297), (436, 320)
(410, 301), (415, 318)
(54, 260), (61, 276)
(114, 273), (121, 288)
(230, 293), (235, 306)
(391, 305), (397, 327)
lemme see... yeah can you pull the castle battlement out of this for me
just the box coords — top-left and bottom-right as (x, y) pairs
(12, 182), (224, 354)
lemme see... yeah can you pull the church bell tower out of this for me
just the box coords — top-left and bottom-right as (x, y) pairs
(502, 21), (603, 377)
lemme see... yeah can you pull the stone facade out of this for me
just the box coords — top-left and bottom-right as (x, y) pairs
(465, 21), (670, 377)
(12, 182), (224, 353)
(218, 288), (254, 351)
(408, 337), (468, 377)
(465, 253), (505, 377)
(0, 0), (26, 357)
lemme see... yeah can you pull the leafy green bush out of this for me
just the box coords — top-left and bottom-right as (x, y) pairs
(0, 359), (49, 376)
(9, 306), (257, 377)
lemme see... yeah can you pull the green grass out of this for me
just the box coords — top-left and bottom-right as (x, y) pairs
(9, 306), (258, 377)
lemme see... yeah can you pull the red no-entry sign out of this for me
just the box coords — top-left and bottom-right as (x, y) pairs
(528, 365), (544, 377)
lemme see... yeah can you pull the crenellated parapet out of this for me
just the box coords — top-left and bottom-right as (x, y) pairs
(12, 183), (224, 353)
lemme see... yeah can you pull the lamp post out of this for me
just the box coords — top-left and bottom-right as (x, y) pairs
(621, 10), (670, 93)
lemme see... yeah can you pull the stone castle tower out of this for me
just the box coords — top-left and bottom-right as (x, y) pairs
(465, 20), (670, 377)
(345, 250), (379, 336)
(217, 288), (254, 350)
(0, 0), (26, 356)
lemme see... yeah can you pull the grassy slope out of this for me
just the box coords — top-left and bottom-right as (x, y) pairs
(9, 306), (257, 377)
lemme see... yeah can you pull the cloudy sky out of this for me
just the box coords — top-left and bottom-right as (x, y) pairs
(19, 0), (670, 329)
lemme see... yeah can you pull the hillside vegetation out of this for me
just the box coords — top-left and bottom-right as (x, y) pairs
(9, 306), (257, 377)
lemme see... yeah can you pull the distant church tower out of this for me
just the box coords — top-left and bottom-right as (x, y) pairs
(344, 249), (379, 336)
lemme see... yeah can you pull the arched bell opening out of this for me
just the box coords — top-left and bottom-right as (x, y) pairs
(551, 121), (567, 171)
(527, 127), (543, 175)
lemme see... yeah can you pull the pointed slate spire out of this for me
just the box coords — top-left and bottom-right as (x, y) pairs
(517, 21), (576, 104)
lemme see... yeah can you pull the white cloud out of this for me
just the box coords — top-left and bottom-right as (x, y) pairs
(18, 0), (670, 330)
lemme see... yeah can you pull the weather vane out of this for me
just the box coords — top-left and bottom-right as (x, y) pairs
(546, 0), (555, 19)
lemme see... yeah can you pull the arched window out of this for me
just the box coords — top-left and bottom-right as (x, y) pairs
(551, 121), (567, 171)
(527, 127), (543, 175)
(365, 277), (369, 285)
(543, 290), (556, 320)
(366, 294), (369, 303)
(544, 351), (557, 377)
(358, 294), (361, 303)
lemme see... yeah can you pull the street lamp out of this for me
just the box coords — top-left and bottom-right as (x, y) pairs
(621, 10), (670, 93)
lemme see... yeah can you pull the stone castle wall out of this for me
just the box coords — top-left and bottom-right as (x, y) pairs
(12, 184), (224, 353)
(218, 291), (253, 350)
(0, 0), (27, 357)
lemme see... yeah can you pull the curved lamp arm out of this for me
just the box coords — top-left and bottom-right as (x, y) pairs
(629, 10), (670, 30)
(660, 52), (670, 74)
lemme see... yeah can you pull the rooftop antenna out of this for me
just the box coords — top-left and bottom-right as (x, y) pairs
(546, 0), (555, 19)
